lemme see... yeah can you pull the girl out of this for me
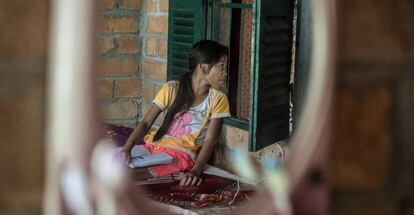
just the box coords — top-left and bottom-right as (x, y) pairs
(122, 40), (230, 187)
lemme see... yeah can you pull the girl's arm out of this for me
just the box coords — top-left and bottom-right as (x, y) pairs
(180, 118), (222, 186)
(123, 105), (162, 153)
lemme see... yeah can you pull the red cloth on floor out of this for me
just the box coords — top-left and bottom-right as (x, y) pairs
(138, 174), (255, 209)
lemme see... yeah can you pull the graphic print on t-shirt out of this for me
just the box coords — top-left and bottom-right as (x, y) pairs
(166, 112), (193, 137)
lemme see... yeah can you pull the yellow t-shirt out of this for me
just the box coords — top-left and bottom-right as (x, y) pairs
(144, 81), (231, 158)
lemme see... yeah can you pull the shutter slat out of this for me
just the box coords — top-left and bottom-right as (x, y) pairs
(172, 27), (194, 35)
(262, 80), (290, 92)
(262, 122), (289, 135)
(171, 41), (193, 49)
(173, 10), (194, 17)
(264, 32), (290, 44)
(264, 18), (289, 31)
(261, 93), (290, 108)
(171, 66), (188, 73)
(263, 55), (290, 67)
(264, 106), (290, 117)
(171, 35), (194, 43)
(172, 18), (195, 27)
(171, 51), (188, 60)
(264, 44), (289, 56)
(262, 66), (289, 78)
(172, 59), (187, 68)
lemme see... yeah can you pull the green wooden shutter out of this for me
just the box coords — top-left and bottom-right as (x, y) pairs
(249, 0), (294, 151)
(167, 0), (207, 81)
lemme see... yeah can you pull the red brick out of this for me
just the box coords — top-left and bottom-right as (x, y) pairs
(147, 0), (157, 12)
(119, 0), (142, 9)
(98, 0), (114, 9)
(147, 16), (168, 35)
(97, 36), (114, 55)
(143, 60), (167, 81)
(159, 39), (168, 57)
(143, 81), (154, 101)
(117, 38), (138, 54)
(98, 80), (113, 99)
(114, 79), (141, 98)
(145, 38), (157, 56)
(159, 0), (168, 12)
(332, 85), (391, 191)
(101, 101), (138, 120)
(98, 16), (137, 33)
(97, 58), (138, 76)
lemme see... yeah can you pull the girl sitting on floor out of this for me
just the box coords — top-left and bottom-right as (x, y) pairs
(121, 40), (230, 187)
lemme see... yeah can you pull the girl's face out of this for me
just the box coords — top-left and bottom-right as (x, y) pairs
(206, 56), (228, 89)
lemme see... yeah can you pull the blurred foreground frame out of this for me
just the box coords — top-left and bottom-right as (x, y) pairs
(44, 0), (335, 215)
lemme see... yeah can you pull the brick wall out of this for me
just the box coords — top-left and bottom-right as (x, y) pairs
(97, 0), (169, 128)
(97, 0), (143, 128)
(141, 0), (169, 126)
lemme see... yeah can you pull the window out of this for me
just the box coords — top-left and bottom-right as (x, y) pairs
(210, 0), (253, 130)
(167, 0), (295, 151)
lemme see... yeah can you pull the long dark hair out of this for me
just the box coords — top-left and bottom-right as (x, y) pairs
(153, 40), (228, 141)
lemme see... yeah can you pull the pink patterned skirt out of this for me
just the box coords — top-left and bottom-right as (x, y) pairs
(142, 143), (195, 177)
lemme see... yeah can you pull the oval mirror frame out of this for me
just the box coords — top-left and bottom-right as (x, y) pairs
(44, 0), (337, 213)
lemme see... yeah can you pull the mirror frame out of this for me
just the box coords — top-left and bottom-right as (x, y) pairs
(44, 0), (337, 213)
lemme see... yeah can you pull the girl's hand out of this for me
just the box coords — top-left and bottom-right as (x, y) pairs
(120, 147), (131, 165)
(179, 170), (203, 186)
